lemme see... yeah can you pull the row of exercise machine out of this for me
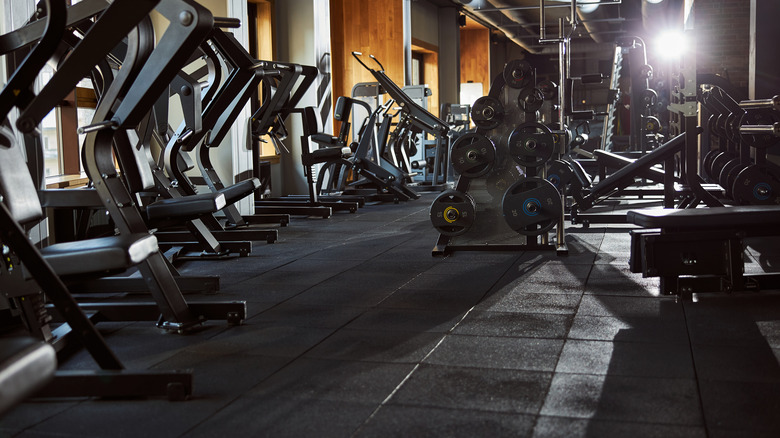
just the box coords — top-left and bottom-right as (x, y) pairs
(0, 0), (450, 410)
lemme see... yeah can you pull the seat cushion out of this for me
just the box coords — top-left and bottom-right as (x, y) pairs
(218, 178), (261, 205)
(41, 233), (158, 276)
(0, 337), (56, 416)
(146, 193), (226, 223)
(627, 206), (780, 229)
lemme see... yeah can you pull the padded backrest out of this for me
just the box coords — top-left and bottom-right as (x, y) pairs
(0, 122), (43, 225)
(300, 107), (321, 137)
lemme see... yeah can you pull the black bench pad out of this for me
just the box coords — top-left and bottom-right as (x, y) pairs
(0, 337), (56, 415)
(217, 178), (260, 205)
(627, 206), (780, 229)
(41, 233), (158, 277)
(146, 192), (226, 223)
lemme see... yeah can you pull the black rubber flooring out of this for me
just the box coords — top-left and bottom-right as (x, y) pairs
(3, 194), (780, 437)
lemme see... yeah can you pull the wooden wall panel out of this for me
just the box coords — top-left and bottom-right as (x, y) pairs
(330, 0), (404, 105)
(459, 28), (491, 97)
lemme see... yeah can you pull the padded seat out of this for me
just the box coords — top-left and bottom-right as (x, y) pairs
(216, 178), (260, 205)
(310, 133), (339, 146)
(309, 146), (352, 161)
(146, 192), (226, 223)
(0, 337), (56, 416)
(40, 233), (158, 277)
(627, 206), (780, 229)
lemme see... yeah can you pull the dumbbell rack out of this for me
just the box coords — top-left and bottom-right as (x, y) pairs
(429, 60), (567, 256)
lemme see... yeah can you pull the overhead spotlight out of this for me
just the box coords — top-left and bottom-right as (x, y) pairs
(646, 0), (664, 4)
(654, 30), (688, 60)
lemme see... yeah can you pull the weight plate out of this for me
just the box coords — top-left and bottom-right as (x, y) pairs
(724, 162), (750, 200)
(508, 122), (556, 168)
(502, 176), (562, 236)
(725, 112), (741, 144)
(537, 80), (558, 100)
(471, 96), (504, 131)
(731, 165), (780, 205)
(503, 59), (533, 89)
(645, 116), (661, 134)
(741, 109), (780, 149)
(710, 152), (735, 181)
(641, 88), (657, 108)
(546, 160), (574, 193)
(717, 158), (742, 194)
(430, 190), (477, 236)
(450, 133), (496, 179)
(518, 87), (545, 113)
(702, 149), (720, 180)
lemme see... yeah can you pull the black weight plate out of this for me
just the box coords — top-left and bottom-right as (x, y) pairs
(724, 162), (750, 200)
(702, 149), (720, 180)
(710, 152), (735, 181)
(503, 59), (533, 89)
(645, 116), (661, 134)
(502, 176), (562, 236)
(450, 133), (496, 178)
(731, 165), (780, 205)
(641, 88), (657, 107)
(717, 158), (742, 193)
(518, 87), (545, 113)
(725, 112), (741, 144)
(430, 190), (477, 236)
(508, 122), (556, 168)
(538, 80), (558, 100)
(471, 96), (504, 131)
(546, 160), (574, 192)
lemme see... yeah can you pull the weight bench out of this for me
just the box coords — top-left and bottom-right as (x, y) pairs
(627, 206), (780, 297)
(0, 337), (56, 416)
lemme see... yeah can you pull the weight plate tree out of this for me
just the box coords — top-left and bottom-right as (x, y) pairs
(431, 59), (564, 255)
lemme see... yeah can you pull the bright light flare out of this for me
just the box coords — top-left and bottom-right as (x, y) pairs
(654, 30), (688, 60)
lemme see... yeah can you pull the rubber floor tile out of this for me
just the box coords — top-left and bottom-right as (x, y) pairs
(356, 405), (536, 437)
(698, 379), (780, 432)
(454, 310), (573, 338)
(387, 364), (552, 414)
(247, 358), (414, 404)
(346, 308), (464, 333)
(184, 323), (336, 358)
(303, 328), (443, 363)
(251, 303), (365, 328)
(284, 284), (394, 308)
(181, 397), (378, 438)
(556, 339), (695, 378)
(691, 343), (780, 382)
(424, 334), (564, 371)
(377, 287), (489, 311)
(531, 416), (707, 438)
(577, 295), (684, 319)
(476, 291), (582, 314)
(540, 373), (703, 426)
(567, 314), (690, 344)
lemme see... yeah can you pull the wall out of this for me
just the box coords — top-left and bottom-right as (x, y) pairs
(460, 27), (491, 98)
(330, 0), (404, 106)
(695, 0), (750, 95)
